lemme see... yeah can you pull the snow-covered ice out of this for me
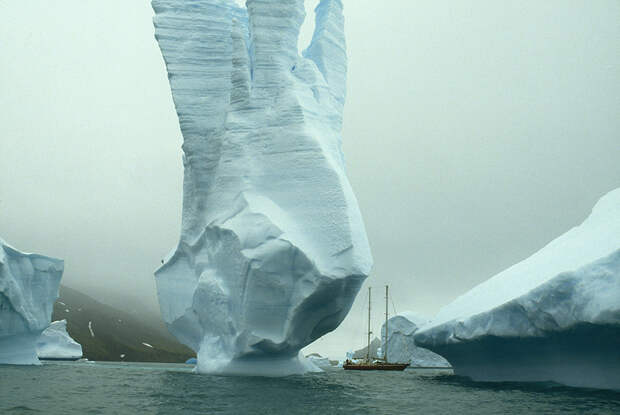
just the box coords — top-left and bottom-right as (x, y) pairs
(381, 313), (450, 367)
(36, 320), (83, 360)
(0, 238), (63, 365)
(152, 0), (371, 376)
(416, 188), (620, 390)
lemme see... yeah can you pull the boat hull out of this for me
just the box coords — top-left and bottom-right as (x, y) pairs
(343, 363), (409, 371)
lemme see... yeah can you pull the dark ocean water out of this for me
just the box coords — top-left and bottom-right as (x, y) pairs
(1, 362), (619, 414)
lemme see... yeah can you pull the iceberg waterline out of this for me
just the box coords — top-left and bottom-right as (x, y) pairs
(416, 188), (620, 390)
(0, 238), (63, 365)
(152, 0), (372, 375)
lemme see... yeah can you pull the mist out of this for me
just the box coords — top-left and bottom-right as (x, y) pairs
(1, 0), (618, 358)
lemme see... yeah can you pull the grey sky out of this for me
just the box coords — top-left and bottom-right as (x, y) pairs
(1, 0), (618, 358)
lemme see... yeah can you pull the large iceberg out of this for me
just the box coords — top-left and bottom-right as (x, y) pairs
(415, 189), (620, 390)
(381, 312), (450, 367)
(36, 320), (83, 361)
(0, 238), (63, 365)
(152, 0), (372, 375)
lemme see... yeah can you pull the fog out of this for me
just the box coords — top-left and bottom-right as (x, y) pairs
(1, 0), (618, 358)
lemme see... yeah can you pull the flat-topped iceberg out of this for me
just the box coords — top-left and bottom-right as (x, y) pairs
(152, 0), (372, 376)
(381, 313), (450, 367)
(415, 189), (620, 390)
(0, 238), (63, 365)
(37, 320), (83, 361)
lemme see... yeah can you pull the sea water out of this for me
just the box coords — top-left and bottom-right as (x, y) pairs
(1, 362), (619, 414)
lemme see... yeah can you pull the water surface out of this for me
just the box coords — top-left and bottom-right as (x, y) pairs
(1, 362), (619, 414)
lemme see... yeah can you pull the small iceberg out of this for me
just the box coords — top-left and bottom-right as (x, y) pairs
(37, 320), (83, 361)
(0, 237), (63, 365)
(305, 353), (332, 369)
(381, 313), (450, 367)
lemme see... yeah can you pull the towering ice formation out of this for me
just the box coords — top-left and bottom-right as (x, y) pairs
(381, 313), (450, 367)
(152, 0), (372, 375)
(36, 320), (83, 361)
(0, 238), (63, 365)
(415, 189), (620, 390)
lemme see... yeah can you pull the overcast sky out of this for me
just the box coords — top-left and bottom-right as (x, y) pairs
(1, 0), (619, 358)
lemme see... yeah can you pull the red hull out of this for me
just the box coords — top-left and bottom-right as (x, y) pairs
(343, 363), (409, 371)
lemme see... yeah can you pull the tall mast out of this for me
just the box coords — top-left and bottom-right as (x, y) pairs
(367, 286), (371, 362)
(385, 285), (389, 362)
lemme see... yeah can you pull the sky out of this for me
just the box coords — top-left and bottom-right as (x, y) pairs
(1, 0), (619, 358)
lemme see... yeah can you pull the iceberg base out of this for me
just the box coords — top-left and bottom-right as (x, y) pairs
(430, 323), (620, 390)
(195, 352), (322, 377)
(0, 332), (42, 365)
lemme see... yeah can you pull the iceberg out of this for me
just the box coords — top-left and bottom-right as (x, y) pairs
(381, 313), (450, 367)
(0, 238), (63, 365)
(352, 337), (380, 359)
(36, 320), (83, 360)
(152, 0), (372, 376)
(415, 189), (620, 390)
(306, 353), (332, 369)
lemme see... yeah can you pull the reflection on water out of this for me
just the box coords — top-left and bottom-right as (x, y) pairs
(0, 362), (618, 414)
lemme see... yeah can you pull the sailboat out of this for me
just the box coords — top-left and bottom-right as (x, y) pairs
(343, 285), (409, 371)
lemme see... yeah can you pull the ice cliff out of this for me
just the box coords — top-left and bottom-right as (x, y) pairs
(152, 0), (372, 375)
(381, 313), (450, 367)
(37, 320), (83, 360)
(0, 238), (63, 365)
(415, 188), (620, 390)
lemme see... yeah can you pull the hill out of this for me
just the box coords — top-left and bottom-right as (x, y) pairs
(52, 286), (194, 363)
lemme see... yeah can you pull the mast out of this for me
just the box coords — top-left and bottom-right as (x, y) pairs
(385, 285), (389, 362)
(367, 286), (371, 362)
